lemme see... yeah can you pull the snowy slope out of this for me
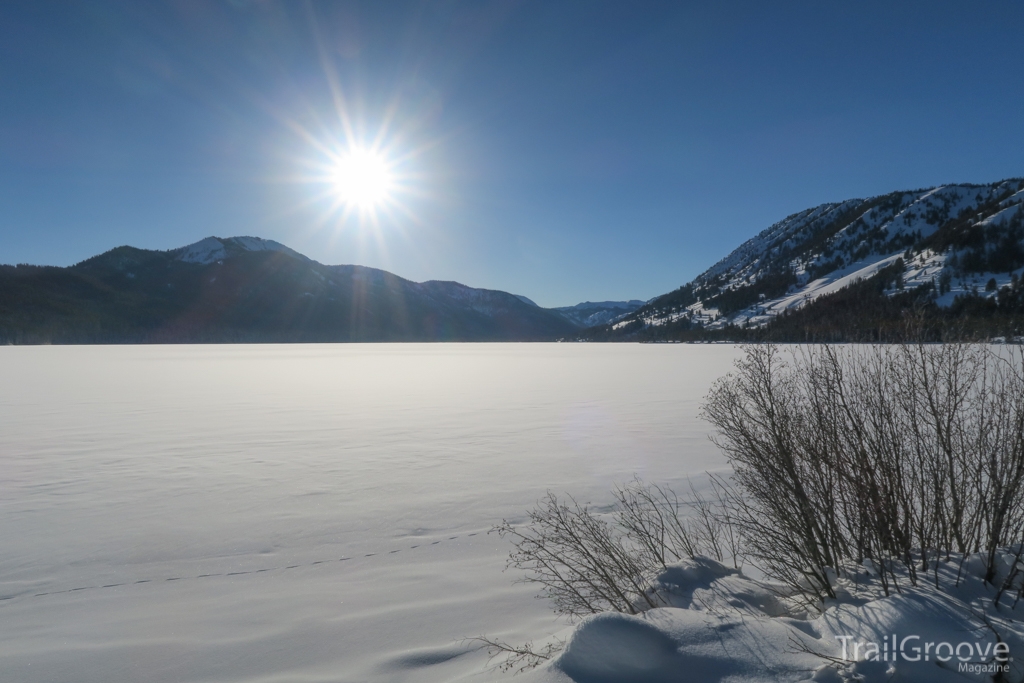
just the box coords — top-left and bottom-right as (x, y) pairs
(617, 178), (1024, 331)
(176, 236), (304, 264)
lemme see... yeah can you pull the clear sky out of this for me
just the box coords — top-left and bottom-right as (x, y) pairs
(2, 1), (1023, 307)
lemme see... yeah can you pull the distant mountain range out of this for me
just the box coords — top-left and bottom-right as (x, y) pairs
(0, 236), (604, 343)
(553, 300), (645, 327)
(7, 176), (1023, 345)
(597, 176), (1024, 342)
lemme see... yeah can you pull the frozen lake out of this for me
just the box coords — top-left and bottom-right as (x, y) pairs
(0, 343), (740, 682)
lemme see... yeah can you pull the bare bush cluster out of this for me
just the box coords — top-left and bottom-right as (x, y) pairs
(476, 479), (735, 670)
(702, 343), (1024, 605)
(492, 478), (735, 621)
(480, 342), (1024, 672)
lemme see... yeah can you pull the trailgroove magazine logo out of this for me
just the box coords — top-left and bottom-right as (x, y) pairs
(836, 634), (1011, 674)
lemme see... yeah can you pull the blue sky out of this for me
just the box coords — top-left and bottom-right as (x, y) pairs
(1, 1), (1023, 307)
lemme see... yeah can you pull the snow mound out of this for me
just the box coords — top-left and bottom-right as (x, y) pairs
(528, 554), (1024, 683)
(556, 612), (686, 682)
(555, 603), (821, 683)
(547, 558), (824, 683)
(644, 555), (739, 608)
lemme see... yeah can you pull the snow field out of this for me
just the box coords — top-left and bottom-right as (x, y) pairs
(0, 343), (736, 682)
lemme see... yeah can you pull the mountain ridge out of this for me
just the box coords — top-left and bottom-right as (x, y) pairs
(0, 236), (581, 343)
(8, 175), (1024, 345)
(553, 300), (646, 327)
(597, 176), (1024, 341)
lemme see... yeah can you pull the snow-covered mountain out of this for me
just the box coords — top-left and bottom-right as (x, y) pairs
(176, 236), (305, 265)
(611, 177), (1024, 336)
(0, 236), (579, 343)
(553, 300), (646, 327)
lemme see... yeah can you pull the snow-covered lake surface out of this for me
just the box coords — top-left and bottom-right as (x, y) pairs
(0, 343), (738, 683)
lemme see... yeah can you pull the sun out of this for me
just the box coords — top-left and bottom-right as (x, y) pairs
(333, 147), (394, 210)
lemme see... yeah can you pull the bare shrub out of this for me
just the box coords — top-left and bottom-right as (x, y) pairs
(493, 491), (658, 619)
(481, 479), (736, 671)
(702, 343), (1024, 604)
(464, 636), (564, 675)
(612, 477), (740, 569)
(481, 341), (1024, 674)
(492, 478), (736, 622)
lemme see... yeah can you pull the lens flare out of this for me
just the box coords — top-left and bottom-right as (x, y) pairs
(333, 147), (394, 210)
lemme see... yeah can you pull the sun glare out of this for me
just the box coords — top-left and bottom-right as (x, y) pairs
(333, 148), (394, 210)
